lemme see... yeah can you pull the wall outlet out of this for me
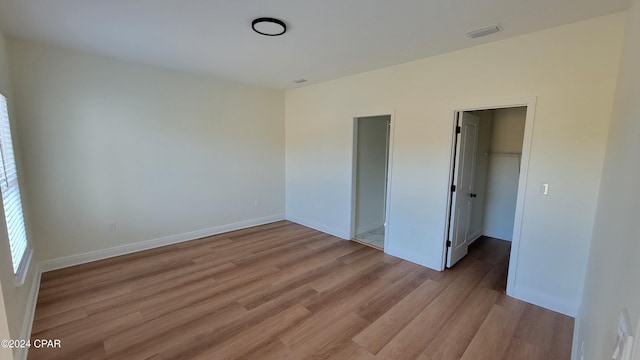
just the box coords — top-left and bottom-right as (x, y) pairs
(106, 222), (117, 232)
(254, 200), (260, 208)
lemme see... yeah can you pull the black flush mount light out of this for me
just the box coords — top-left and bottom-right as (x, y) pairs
(252, 17), (287, 36)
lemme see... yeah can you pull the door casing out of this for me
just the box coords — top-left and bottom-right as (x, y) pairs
(350, 110), (395, 250)
(442, 97), (536, 297)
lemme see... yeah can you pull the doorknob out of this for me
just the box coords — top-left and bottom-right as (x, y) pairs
(470, 193), (477, 198)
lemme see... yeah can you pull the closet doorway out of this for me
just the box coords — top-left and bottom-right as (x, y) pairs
(442, 98), (537, 303)
(446, 106), (528, 267)
(351, 115), (391, 250)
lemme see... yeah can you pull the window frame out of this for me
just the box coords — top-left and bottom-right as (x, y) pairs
(0, 93), (31, 286)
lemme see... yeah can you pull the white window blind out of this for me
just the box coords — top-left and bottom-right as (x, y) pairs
(0, 94), (28, 274)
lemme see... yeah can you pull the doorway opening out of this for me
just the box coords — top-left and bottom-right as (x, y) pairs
(351, 115), (391, 250)
(444, 101), (534, 295)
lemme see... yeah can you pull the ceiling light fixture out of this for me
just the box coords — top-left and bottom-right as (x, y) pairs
(292, 78), (307, 84)
(252, 17), (287, 36)
(466, 24), (501, 39)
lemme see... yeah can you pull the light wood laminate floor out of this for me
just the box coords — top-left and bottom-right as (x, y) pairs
(29, 221), (573, 359)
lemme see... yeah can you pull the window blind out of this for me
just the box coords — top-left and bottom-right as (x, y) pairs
(0, 94), (28, 274)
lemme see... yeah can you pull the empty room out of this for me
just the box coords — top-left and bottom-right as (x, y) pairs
(0, 0), (639, 359)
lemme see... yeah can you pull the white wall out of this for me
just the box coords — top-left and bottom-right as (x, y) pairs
(0, 31), (39, 359)
(490, 107), (527, 153)
(355, 115), (388, 234)
(0, 287), (14, 360)
(469, 110), (493, 241)
(7, 38), (285, 262)
(482, 107), (526, 241)
(577, 0), (640, 358)
(285, 13), (626, 316)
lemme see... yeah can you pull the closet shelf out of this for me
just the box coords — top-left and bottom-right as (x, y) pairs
(484, 152), (522, 157)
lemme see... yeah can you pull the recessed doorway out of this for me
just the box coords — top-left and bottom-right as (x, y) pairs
(443, 98), (536, 297)
(351, 114), (392, 250)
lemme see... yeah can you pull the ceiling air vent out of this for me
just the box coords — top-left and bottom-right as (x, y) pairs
(466, 24), (501, 39)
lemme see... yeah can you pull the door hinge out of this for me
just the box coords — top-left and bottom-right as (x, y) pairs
(446, 240), (452, 247)
(455, 126), (461, 134)
(451, 184), (456, 192)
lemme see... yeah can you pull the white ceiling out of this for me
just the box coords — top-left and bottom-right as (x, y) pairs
(0, 0), (630, 89)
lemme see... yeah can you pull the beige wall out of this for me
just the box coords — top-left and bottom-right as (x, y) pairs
(285, 13), (626, 315)
(0, 287), (14, 360)
(490, 107), (527, 153)
(578, 0), (640, 358)
(0, 31), (38, 359)
(7, 38), (285, 262)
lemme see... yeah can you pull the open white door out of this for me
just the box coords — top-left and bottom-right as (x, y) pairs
(447, 112), (479, 268)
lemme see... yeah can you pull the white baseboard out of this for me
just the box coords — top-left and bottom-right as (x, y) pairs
(355, 221), (384, 236)
(384, 244), (439, 271)
(40, 214), (285, 272)
(482, 231), (512, 242)
(468, 233), (482, 246)
(14, 262), (41, 360)
(512, 285), (578, 317)
(285, 215), (349, 240)
(571, 310), (583, 360)
(13, 214), (285, 359)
